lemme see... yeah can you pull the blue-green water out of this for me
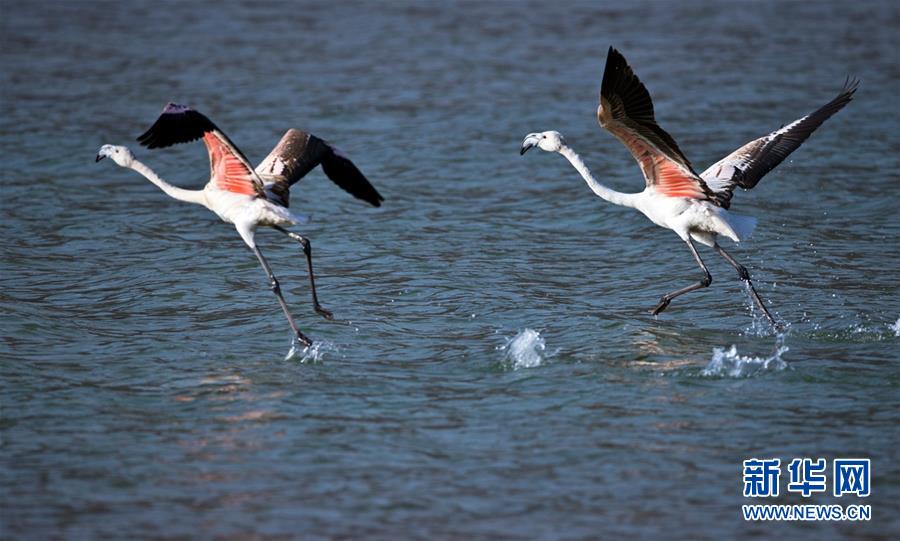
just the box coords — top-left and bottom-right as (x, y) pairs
(2, 1), (899, 539)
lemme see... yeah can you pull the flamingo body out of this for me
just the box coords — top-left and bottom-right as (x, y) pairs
(522, 47), (857, 327)
(97, 103), (383, 347)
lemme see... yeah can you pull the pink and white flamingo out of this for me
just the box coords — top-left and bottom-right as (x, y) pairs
(96, 103), (383, 347)
(522, 47), (856, 328)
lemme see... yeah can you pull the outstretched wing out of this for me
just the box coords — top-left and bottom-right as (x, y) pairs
(700, 79), (858, 209)
(137, 103), (264, 197)
(598, 47), (716, 202)
(255, 129), (383, 208)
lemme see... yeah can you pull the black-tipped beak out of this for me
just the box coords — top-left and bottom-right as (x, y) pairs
(521, 135), (540, 155)
(95, 154), (105, 162)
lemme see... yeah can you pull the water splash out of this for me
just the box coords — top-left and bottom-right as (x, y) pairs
(743, 282), (784, 337)
(285, 338), (335, 363)
(498, 328), (547, 369)
(890, 317), (900, 337)
(702, 334), (789, 377)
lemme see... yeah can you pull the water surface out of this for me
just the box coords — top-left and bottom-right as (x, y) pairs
(2, 1), (899, 539)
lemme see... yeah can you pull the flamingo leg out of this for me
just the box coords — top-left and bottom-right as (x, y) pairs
(713, 244), (782, 330)
(651, 239), (712, 315)
(251, 244), (313, 347)
(272, 226), (333, 320)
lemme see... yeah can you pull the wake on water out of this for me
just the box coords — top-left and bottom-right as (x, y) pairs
(494, 325), (790, 377)
(701, 313), (899, 378)
(703, 278), (897, 377)
(279, 275), (893, 375)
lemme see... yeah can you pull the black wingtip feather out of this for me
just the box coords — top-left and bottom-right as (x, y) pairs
(839, 77), (860, 104)
(136, 103), (217, 149)
(807, 78), (859, 129)
(601, 47), (635, 111)
(320, 150), (384, 207)
(600, 46), (695, 171)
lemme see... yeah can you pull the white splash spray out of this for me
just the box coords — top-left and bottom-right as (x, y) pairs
(702, 334), (789, 377)
(499, 328), (547, 369)
(743, 282), (784, 337)
(285, 338), (336, 363)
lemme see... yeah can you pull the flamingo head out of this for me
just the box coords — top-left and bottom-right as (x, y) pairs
(96, 144), (135, 167)
(520, 131), (565, 155)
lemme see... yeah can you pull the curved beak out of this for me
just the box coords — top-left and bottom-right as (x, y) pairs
(95, 154), (105, 162)
(520, 135), (539, 155)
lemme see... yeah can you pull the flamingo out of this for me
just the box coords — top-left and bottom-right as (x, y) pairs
(521, 47), (856, 329)
(96, 103), (384, 348)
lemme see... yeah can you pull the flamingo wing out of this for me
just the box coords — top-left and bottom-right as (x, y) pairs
(255, 129), (383, 208)
(598, 47), (716, 202)
(137, 103), (264, 197)
(700, 79), (858, 209)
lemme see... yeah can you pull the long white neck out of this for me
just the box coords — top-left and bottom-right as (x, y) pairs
(558, 145), (637, 208)
(128, 159), (207, 206)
